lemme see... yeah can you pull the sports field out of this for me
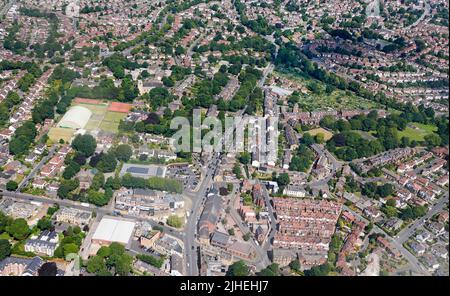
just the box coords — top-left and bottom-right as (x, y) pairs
(108, 102), (133, 113)
(77, 103), (109, 131)
(49, 100), (128, 142)
(99, 111), (127, 133)
(76, 103), (125, 133)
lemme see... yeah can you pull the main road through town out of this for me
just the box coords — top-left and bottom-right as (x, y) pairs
(183, 56), (277, 275)
(0, 189), (184, 240)
(183, 107), (247, 276)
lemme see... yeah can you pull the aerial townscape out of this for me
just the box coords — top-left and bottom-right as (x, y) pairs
(0, 0), (448, 278)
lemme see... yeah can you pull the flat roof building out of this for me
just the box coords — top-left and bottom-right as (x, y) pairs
(92, 217), (136, 246)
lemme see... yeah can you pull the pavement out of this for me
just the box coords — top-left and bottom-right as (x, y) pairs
(79, 213), (103, 260)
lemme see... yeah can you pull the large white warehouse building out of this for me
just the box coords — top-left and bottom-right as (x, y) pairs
(57, 106), (92, 129)
(91, 217), (136, 246)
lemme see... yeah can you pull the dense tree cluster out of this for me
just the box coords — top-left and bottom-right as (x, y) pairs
(86, 242), (133, 276)
(71, 134), (97, 157)
(304, 262), (333, 276)
(136, 253), (165, 269)
(234, 0), (275, 35)
(167, 0), (214, 14)
(111, 144), (133, 162)
(8, 121), (37, 156)
(121, 173), (183, 194)
(0, 239), (12, 261)
(166, 215), (183, 228)
(257, 263), (281, 276)
(37, 217), (54, 232)
(163, 65), (192, 87)
(103, 54), (140, 79)
(38, 262), (58, 276)
(57, 179), (80, 199)
(80, 5), (105, 14)
(0, 213), (30, 241)
(3, 21), (26, 55)
(362, 182), (395, 199)
(324, 107), (445, 161)
(226, 260), (250, 276)
(399, 205), (428, 221)
(53, 226), (84, 258)
(49, 65), (80, 84)
(141, 87), (176, 110)
(32, 87), (59, 124)
(327, 131), (384, 161)
(223, 67), (263, 113)
(6, 180), (18, 191)
(290, 145), (316, 172)
(192, 71), (230, 108)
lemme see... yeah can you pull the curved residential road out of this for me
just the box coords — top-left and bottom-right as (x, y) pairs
(395, 193), (448, 245)
(408, 0), (430, 28)
(342, 204), (430, 276)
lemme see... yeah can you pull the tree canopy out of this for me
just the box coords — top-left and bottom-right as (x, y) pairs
(71, 134), (97, 157)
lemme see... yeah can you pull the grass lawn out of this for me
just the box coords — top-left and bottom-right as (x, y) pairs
(398, 123), (438, 141)
(48, 127), (75, 143)
(0, 232), (11, 240)
(411, 123), (437, 133)
(306, 127), (333, 141)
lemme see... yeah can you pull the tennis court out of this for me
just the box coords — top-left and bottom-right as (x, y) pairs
(108, 102), (133, 113)
(98, 111), (127, 133)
